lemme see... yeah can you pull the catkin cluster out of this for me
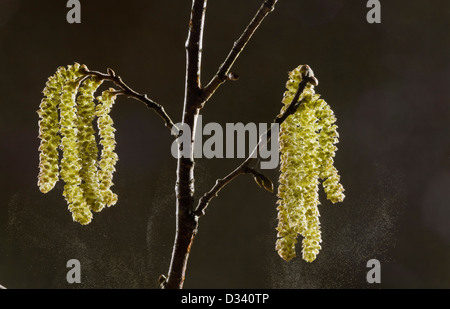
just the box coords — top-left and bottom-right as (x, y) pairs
(37, 63), (119, 225)
(276, 65), (345, 262)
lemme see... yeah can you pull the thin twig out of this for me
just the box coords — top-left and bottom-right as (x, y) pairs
(201, 0), (278, 104)
(194, 70), (315, 217)
(80, 67), (179, 136)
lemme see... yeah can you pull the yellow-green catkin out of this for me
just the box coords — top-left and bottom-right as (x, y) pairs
(76, 77), (104, 213)
(276, 65), (345, 262)
(96, 89), (119, 208)
(37, 67), (66, 193)
(57, 64), (94, 225)
(38, 63), (120, 225)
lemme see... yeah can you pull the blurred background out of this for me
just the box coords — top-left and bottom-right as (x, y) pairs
(0, 0), (449, 289)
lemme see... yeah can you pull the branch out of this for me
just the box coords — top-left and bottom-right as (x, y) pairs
(163, 0), (208, 290)
(194, 67), (316, 217)
(80, 67), (179, 136)
(201, 0), (278, 104)
(185, 0), (207, 98)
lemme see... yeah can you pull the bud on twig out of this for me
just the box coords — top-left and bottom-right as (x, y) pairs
(107, 68), (116, 77)
(227, 72), (239, 81)
(246, 167), (274, 193)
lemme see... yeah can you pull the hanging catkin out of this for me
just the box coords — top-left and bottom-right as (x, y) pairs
(77, 76), (105, 213)
(96, 89), (119, 208)
(276, 65), (345, 262)
(37, 63), (119, 224)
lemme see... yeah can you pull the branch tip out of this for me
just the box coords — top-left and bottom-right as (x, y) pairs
(201, 0), (278, 103)
(80, 67), (178, 137)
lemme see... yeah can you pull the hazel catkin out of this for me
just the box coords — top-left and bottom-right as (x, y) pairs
(276, 65), (345, 262)
(96, 89), (119, 208)
(38, 63), (120, 225)
(76, 77), (104, 213)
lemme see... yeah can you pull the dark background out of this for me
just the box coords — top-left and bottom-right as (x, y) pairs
(0, 0), (449, 289)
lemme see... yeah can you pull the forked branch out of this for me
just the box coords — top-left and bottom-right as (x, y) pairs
(194, 68), (317, 217)
(164, 0), (280, 289)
